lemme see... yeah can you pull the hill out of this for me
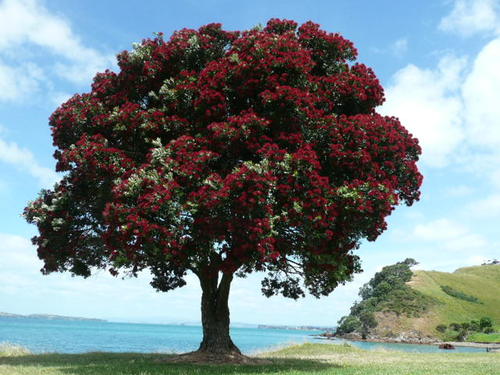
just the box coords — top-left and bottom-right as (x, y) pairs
(406, 264), (500, 337)
(336, 262), (500, 343)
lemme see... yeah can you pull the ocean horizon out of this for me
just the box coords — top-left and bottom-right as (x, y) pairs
(0, 316), (486, 354)
(0, 316), (318, 355)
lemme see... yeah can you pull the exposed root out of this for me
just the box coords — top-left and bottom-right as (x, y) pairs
(156, 350), (272, 364)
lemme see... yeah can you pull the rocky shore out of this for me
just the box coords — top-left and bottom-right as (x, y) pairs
(316, 332), (500, 349)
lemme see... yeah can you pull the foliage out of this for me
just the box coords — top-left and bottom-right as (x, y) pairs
(480, 317), (493, 330)
(24, 19), (421, 299)
(435, 324), (447, 333)
(438, 317), (496, 342)
(336, 259), (434, 336)
(440, 285), (481, 304)
(358, 311), (378, 339)
(470, 319), (480, 332)
(377, 287), (434, 317)
(336, 315), (361, 334)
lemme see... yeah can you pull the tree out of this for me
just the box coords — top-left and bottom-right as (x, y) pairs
(358, 258), (417, 300)
(24, 19), (422, 358)
(480, 317), (493, 331)
(336, 315), (361, 335)
(359, 311), (378, 339)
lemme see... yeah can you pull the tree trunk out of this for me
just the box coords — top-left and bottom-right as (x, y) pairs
(198, 272), (241, 354)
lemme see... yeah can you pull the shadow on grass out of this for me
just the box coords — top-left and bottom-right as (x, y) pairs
(0, 352), (340, 374)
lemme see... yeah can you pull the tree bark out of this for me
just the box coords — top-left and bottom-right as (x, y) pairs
(197, 272), (241, 354)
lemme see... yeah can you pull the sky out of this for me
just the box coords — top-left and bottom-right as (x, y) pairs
(0, 0), (499, 327)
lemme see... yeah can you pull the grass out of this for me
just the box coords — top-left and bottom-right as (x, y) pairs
(0, 343), (31, 357)
(1, 343), (499, 375)
(401, 264), (500, 338)
(467, 333), (500, 343)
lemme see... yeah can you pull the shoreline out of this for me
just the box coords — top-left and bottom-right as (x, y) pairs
(315, 335), (500, 349)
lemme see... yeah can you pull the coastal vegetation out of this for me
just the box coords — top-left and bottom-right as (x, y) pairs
(437, 317), (496, 342)
(1, 343), (498, 375)
(335, 258), (434, 338)
(335, 262), (500, 343)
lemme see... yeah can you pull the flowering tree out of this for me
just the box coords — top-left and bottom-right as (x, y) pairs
(24, 19), (422, 357)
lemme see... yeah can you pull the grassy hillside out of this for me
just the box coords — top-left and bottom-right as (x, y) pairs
(405, 264), (500, 337)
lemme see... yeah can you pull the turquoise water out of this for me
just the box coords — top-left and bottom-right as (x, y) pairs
(0, 317), (486, 354)
(0, 317), (316, 354)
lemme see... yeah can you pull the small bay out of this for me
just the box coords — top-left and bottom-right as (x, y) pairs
(0, 317), (486, 354)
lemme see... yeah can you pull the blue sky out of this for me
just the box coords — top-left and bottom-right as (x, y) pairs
(1, 0), (499, 326)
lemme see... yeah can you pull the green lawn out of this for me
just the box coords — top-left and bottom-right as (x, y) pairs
(467, 332), (500, 343)
(1, 343), (499, 375)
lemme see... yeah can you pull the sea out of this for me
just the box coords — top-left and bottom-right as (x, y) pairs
(0, 317), (486, 354)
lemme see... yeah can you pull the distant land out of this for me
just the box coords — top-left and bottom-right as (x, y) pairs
(258, 324), (334, 331)
(0, 312), (107, 322)
(0, 313), (331, 330)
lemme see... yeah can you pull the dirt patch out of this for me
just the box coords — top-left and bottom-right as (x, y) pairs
(155, 350), (272, 365)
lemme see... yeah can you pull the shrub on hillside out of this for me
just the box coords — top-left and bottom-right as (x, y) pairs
(470, 320), (480, 332)
(436, 324), (447, 333)
(440, 285), (481, 304)
(480, 317), (493, 330)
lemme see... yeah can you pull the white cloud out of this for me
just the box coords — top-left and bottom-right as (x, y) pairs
(466, 194), (500, 218)
(371, 37), (409, 58)
(382, 31), (500, 180)
(0, 136), (58, 187)
(0, 0), (114, 97)
(381, 55), (466, 167)
(383, 0), (500, 171)
(444, 184), (474, 197)
(391, 38), (408, 57)
(439, 0), (500, 36)
(0, 233), (41, 271)
(0, 59), (45, 102)
(462, 38), (500, 148)
(491, 169), (500, 187)
(413, 218), (467, 241)
(0, 231), (203, 322)
(412, 218), (489, 253)
(50, 91), (73, 107)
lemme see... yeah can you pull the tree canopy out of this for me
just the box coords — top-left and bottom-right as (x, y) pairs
(24, 19), (422, 356)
